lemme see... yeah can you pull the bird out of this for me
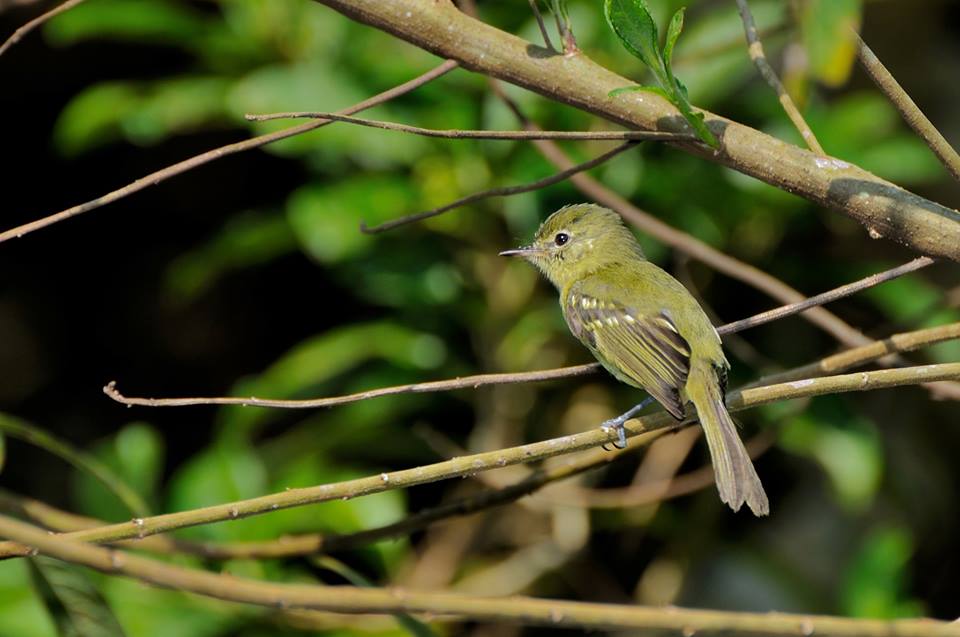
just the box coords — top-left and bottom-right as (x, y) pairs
(500, 203), (769, 516)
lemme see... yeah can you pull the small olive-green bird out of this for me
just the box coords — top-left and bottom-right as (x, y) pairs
(501, 203), (768, 516)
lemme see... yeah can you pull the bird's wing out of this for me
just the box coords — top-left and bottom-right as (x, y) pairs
(564, 289), (691, 419)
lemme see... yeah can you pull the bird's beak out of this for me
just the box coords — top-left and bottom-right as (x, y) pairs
(499, 246), (543, 258)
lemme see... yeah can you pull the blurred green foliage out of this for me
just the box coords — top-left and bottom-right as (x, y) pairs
(1, 0), (958, 635)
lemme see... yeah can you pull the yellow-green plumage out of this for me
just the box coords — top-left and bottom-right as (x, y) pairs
(503, 204), (768, 516)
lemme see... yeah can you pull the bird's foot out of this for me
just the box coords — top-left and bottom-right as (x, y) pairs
(599, 397), (654, 451)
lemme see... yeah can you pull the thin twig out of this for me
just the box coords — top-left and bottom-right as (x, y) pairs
(0, 413), (150, 517)
(716, 256), (934, 335)
(103, 364), (600, 409)
(243, 111), (695, 143)
(0, 0), (86, 57)
(734, 0), (824, 154)
(0, 516), (955, 635)
(104, 256), (934, 409)
(854, 32), (960, 181)
(6, 362), (960, 559)
(361, 142), (637, 234)
(0, 60), (459, 244)
(747, 321), (960, 388)
(527, 0), (555, 51)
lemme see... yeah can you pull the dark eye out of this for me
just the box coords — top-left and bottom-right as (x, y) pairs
(554, 232), (570, 246)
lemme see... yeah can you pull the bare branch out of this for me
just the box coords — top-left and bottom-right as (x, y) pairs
(0, 0), (86, 57)
(0, 515), (955, 635)
(104, 256), (936, 409)
(361, 142), (637, 234)
(526, 0), (555, 51)
(716, 256), (934, 335)
(734, 0), (824, 154)
(313, 0), (960, 261)
(243, 110), (696, 143)
(103, 364), (601, 409)
(0, 60), (459, 244)
(4, 362), (959, 559)
(854, 32), (960, 181)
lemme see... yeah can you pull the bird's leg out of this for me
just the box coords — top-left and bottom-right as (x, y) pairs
(600, 397), (654, 450)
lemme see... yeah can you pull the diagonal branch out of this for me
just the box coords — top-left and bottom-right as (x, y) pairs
(0, 60), (459, 244)
(0, 413), (150, 517)
(0, 515), (955, 635)
(103, 256), (935, 409)
(313, 0), (960, 261)
(0, 0), (86, 57)
(4, 362), (959, 559)
(854, 32), (960, 181)
(734, 0), (824, 154)
(244, 111), (695, 143)
(361, 142), (638, 233)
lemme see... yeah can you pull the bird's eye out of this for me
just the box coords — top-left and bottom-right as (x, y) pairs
(554, 232), (570, 246)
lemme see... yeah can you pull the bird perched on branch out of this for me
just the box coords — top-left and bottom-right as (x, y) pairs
(500, 203), (768, 516)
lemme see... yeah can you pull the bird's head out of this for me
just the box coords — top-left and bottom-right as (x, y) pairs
(500, 203), (644, 289)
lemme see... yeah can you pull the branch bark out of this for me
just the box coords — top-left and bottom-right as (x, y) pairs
(0, 515), (955, 636)
(4, 363), (959, 558)
(313, 0), (960, 261)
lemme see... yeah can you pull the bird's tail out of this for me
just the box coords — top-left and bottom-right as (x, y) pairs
(686, 362), (769, 516)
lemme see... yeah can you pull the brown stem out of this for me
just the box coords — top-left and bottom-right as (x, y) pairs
(361, 142), (638, 234)
(0, 0), (86, 57)
(244, 111), (694, 143)
(0, 60), (459, 243)
(854, 32), (960, 181)
(0, 515), (954, 635)
(734, 0), (824, 154)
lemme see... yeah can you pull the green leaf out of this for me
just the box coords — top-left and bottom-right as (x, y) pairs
(44, 0), (208, 48)
(603, 0), (664, 76)
(71, 423), (162, 523)
(675, 99), (719, 148)
(164, 211), (297, 302)
(27, 557), (126, 637)
(801, 0), (862, 87)
(842, 526), (924, 618)
(609, 85), (672, 100)
(0, 413), (149, 518)
(165, 443), (268, 541)
(0, 433), (5, 475)
(286, 176), (416, 263)
(663, 7), (685, 68)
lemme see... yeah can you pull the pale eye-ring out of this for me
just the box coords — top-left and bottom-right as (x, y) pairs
(554, 232), (570, 246)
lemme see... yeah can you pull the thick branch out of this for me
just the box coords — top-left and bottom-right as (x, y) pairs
(1, 517), (954, 635)
(314, 0), (960, 260)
